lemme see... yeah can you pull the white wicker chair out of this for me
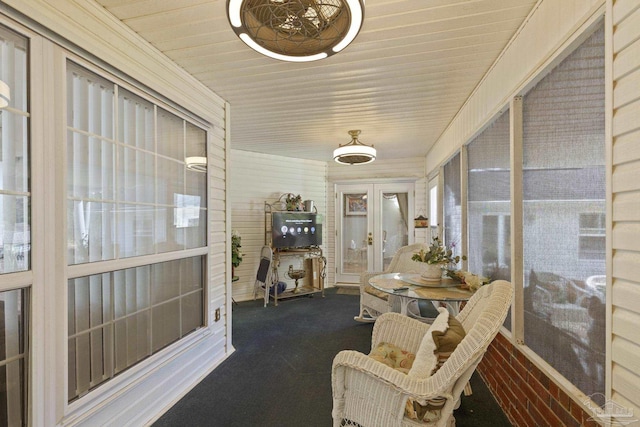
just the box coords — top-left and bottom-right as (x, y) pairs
(355, 243), (430, 322)
(332, 280), (513, 427)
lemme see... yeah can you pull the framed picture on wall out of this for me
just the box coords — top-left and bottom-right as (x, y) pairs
(345, 194), (367, 216)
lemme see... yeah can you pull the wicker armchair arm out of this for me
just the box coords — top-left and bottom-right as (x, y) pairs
(333, 350), (454, 399)
(332, 350), (455, 427)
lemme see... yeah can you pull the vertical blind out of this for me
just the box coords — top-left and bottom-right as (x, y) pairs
(0, 25), (29, 427)
(66, 62), (207, 402)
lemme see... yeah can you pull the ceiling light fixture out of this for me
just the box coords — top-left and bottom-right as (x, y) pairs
(0, 80), (11, 108)
(333, 130), (376, 165)
(185, 156), (207, 173)
(226, 0), (365, 63)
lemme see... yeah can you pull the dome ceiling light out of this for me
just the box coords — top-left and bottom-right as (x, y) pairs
(227, 0), (365, 62)
(333, 130), (376, 165)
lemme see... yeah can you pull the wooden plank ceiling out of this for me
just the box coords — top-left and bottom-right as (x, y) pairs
(94, 0), (538, 162)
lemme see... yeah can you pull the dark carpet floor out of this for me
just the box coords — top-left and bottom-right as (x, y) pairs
(153, 288), (512, 426)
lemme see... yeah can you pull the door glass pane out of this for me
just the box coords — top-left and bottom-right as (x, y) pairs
(381, 192), (408, 270)
(342, 193), (368, 275)
(429, 182), (438, 238)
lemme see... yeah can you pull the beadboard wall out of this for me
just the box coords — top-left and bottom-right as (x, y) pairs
(229, 150), (327, 301)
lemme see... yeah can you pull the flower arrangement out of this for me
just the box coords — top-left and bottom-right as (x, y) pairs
(447, 270), (490, 292)
(411, 236), (466, 266)
(231, 230), (243, 268)
(285, 193), (303, 211)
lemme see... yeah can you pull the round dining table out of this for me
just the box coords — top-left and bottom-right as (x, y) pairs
(368, 272), (474, 321)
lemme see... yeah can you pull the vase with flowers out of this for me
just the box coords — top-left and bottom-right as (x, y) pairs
(412, 236), (466, 282)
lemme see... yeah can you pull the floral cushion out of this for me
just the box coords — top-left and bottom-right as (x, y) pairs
(364, 285), (390, 301)
(369, 342), (415, 374)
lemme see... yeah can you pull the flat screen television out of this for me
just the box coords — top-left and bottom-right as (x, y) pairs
(272, 212), (322, 249)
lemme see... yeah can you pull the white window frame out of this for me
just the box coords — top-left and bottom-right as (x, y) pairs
(56, 52), (212, 418)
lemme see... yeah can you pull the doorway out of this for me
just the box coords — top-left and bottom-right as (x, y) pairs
(335, 182), (415, 283)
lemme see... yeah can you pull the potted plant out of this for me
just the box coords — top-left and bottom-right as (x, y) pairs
(285, 193), (302, 211)
(412, 236), (466, 281)
(231, 230), (243, 280)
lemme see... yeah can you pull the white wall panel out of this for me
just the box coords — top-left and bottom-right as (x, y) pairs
(611, 0), (640, 415)
(229, 150), (327, 301)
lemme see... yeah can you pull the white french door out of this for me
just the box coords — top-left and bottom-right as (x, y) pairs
(335, 182), (415, 283)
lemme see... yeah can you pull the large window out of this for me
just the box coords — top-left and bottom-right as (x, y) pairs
(441, 24), (606, 400)
(0, 27), (29, 274)
(466, 111), (511, 282)
(68, 257), (203, 401)
(0, 26), (29, 427)
(66, 62), (207, 402)
(522, 26), (605, 397)
(443, 153), (461, 259)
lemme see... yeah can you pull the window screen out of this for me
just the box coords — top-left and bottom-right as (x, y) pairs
(522, 25), (605, 398)
(443, 153), (462, 259)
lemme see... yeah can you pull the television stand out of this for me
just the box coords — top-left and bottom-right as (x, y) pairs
(264, 198), (325, 306)
(269, 247), (325, 306)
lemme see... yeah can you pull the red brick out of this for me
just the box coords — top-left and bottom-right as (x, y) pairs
(557, 387), (572, 412)
(528, 362), (544, 383)
(529, 375), (551, 406)
(528, 402), (547, 426)
(535, 398), (563, 427)
(570, 404), (583, 424)
(494, 363), (509, 385)
(582, 416), (602, 427)
(521, 379), (539, 405)
(495, 386), (508, 407)
(512, 357), (529, 383)
(549, 382), (560, 400)
(511, 379), (528, 405)
(510, 406), (533, 427)
(550, 398), (580, 427)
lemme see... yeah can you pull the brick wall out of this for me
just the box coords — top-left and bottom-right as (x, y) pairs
(477, 333), (599, 427)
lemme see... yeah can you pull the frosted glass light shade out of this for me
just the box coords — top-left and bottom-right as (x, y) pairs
(333, 144), (376, 165)
(333, 130), (376, 165)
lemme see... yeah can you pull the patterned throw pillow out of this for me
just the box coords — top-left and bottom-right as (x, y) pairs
(369, 342), (415, 374)
(405, 308), (466, 423)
